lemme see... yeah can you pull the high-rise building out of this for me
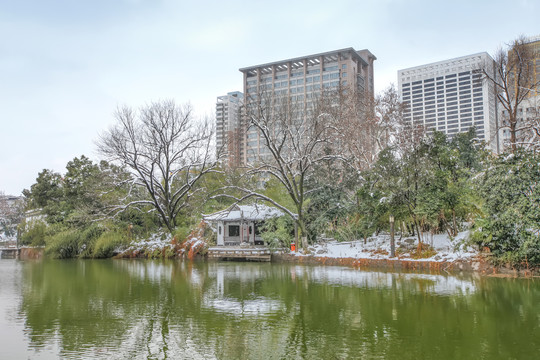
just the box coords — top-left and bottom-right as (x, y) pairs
(501, 35), (540, 150)
(398, 53), (499, 152)
(238, 48), (376, 165)
(513, 35), (540, 98)
(216, 91), (244, 168)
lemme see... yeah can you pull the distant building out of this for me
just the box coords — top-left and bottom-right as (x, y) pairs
(238, 48), (376, 165)
(513, 35), (540, 98)
(500, 35), (540, 150)
(216, 91), (244, 168)
(0, 195), (23, 242)
(398, 53), (499, 152)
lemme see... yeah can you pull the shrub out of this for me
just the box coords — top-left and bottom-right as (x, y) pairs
(329, 215), (363, 243)
(179, 221), (210, 259)
(173, 226), (191, 244)
(472, 150), (540, 267)
(93, 231), (127, 258)
(45, 230), (80, 259)
(19, 219), (47, 247)
(260, 216), (294, 250)
(78, 224), (106, 258)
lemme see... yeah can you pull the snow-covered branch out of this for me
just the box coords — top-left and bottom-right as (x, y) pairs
(97, 100), (223, 232)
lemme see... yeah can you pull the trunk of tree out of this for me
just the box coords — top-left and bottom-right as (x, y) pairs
(452, 209), (458, 237)
(510, 117), (518, 153)
(413, 216), (422, 253)
(407, 222), (415, 236)
(296, 215), (309, 251)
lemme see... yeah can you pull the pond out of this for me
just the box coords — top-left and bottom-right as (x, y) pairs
(0, 259), (539, 359)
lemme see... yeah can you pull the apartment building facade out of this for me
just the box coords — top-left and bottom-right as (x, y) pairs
(215, 91), (244, 168)
(238, 48), (376, 165)
(398, 53), (499, 152)
(501, 36), (540, 149)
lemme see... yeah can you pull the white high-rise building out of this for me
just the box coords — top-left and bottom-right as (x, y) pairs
(398, 53), (499, 152)
(216, 91), (243, 168)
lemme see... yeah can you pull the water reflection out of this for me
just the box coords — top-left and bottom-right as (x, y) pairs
(289, 265), (477, 295)
(2, 260), (539, 359)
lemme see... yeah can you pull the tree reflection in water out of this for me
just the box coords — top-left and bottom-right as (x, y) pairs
(16, 260), (540, 359)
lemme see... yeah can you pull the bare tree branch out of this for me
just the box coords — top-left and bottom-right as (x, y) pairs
(482, 36), (540, 152)
(97, 100), (222, 233)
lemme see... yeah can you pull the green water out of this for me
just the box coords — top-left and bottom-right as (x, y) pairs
(0, 259), (538, 359)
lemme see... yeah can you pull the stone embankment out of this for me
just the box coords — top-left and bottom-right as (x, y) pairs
(272, 253), (540, 277)
(0, 247), (44, 260)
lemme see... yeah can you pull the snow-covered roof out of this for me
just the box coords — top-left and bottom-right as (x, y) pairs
(203, 204), (285, 222)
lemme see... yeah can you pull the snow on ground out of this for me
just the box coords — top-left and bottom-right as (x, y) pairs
(125, 233), (172, 253)
(123, 231), (208, 257)
(294, 230), (478, 263)
(122, 229), (478, 264)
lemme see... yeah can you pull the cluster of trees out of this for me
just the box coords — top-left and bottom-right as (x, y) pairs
(19, 157), (141, 257)
(18, 103), (233, 258)
(14, 37), (539, 266)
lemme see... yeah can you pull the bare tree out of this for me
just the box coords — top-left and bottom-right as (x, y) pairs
(218, 91), (345, 248)
(482, 36), (540, 152)
(97, 100), (220, 233)
(334, 85), (406, 171)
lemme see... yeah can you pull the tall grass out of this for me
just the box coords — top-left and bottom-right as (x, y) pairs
(93, 232), (128, 258)
(45, 230), (80, 259)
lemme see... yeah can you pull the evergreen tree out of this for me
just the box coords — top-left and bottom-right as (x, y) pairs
(472, 149), (540, 266)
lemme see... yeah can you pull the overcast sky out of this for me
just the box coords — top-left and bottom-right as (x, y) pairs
(1, 0), (538, 195)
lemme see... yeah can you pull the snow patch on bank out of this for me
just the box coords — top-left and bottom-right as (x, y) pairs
(294, 230), (477, 262)
(125, 233), (173, 253)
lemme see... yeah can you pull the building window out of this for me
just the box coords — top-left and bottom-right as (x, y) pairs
(229, 225), (240, 237)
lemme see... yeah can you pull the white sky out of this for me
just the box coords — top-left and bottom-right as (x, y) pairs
(1, 0), (539, 196)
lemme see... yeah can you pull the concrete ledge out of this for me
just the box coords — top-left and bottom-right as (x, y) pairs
(272, 253), (540, 277)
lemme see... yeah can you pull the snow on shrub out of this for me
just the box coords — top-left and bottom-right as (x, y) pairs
(174, 221), (210, 259)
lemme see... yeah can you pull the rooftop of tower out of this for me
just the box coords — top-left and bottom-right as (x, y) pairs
(239, 47), (376, 76)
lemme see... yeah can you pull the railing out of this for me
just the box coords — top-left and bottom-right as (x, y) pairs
(208, 246), (272, 261)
